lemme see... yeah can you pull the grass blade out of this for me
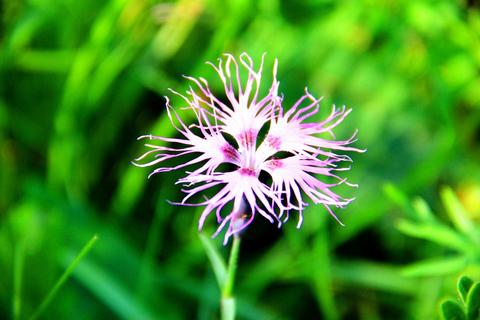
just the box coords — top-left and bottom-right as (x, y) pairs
(28, 234), (98, 320)
(402, 256), (469, 277)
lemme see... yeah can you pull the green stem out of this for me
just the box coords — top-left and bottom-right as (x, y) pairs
(221, 234), (241, 320)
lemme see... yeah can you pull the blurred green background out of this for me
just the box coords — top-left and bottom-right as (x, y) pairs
(1, 0), (480, 319)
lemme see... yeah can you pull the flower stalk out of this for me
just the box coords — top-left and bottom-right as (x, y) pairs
(221, 234), (241, 320)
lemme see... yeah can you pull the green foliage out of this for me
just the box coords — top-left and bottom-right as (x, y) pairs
(1, 0), (480, 319)
(390, 185), (480, 277)
(442, 300), (466, 320)
(441, 276), (480, 320)
(459, 276), (475, 304)
(467, 283), (480, 320)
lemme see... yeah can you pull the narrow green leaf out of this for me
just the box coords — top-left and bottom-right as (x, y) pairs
(383, 183), (416, 218)
(441, 187), (471, 232)
(441, 300), (466, 320)
(402, 256), (469, 277)
(15, 50), (74, 73)
(441, 187), (480, 247)
(67, 251), (159, 320)
(396, 219), (474, 254)
(28, 234), (98, 320)
(411, 196), (437, 222)
(199, 232), (227, 289)
(333, 260), (419, 295)
(467, 283), (480, 320)
(459, 276), (475, 304)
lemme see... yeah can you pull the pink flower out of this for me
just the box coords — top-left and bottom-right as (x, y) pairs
(134, 53), (365, 244)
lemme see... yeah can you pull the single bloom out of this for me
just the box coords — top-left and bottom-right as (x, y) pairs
(134, 53), (365, 244)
